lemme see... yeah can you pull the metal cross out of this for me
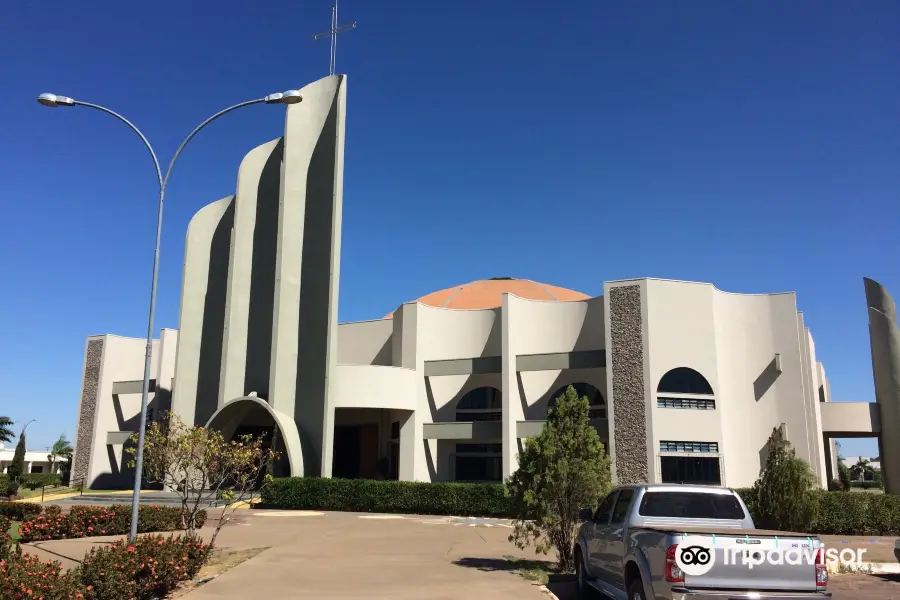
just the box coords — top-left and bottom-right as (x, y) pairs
(313, 0), (357, 76)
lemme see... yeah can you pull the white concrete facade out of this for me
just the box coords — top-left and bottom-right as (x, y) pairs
(70, 74), (885, 490)
(73, 275), (875, 490)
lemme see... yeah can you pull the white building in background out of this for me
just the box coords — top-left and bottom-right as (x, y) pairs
(0, 443), (60, 475)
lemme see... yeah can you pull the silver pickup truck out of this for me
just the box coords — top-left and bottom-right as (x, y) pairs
(574, 484), (831, 600)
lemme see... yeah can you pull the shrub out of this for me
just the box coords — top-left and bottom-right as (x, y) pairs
(77, 534), (211, 600)
(0, 500), (43, 521)
(734, 487), (900, 535)
(261, 477), (511, 517)
(19, 504), (207, 542)
(0, 550), (83, 600)
(20, 473), (62, 490)
(0, 515), (13, 560)
(751, 427), (821, 532)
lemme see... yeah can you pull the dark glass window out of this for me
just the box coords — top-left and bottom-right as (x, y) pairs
(390, 421), (400, 440)
(548, 383), (606, 419)
(456, 387), (502, 422)
(657, 397), (716, 410)
(454, 442), (502, 482)
(659, 441), (719, 453)
(610, 489), (635, 524)
(593, 492), (617, 523)
(657, 368), (714, 395)
(638, 490), (744, 520)
(660, 456), (723, 486)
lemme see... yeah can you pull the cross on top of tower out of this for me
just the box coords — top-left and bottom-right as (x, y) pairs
(312, 0), (357, 76)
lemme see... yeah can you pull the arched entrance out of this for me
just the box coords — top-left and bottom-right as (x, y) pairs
(205, 396), (305, 478)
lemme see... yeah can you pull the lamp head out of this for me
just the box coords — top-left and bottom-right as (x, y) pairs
(264, 90), (303, 105)
(37, 93), (75, 108)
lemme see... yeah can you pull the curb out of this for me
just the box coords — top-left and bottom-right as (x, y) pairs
(539, 584), (560, 599)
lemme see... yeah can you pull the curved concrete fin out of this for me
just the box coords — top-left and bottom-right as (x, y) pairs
(171, 196), (235, 426)
(865, 278), (900, 493)
(267, 74), (347, 477)
(219, 138), (284, 407)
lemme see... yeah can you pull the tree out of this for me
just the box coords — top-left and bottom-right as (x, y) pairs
(47, 434), (73, 475)
(850, 458), (874, 482)
(0, 417), (13, 444)
(7, 433), (26, 482)
(126, 412), (277, 547)
(752, 427), (820, 532)
(505, 385), (612, 572)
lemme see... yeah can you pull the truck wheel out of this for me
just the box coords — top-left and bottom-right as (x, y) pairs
(627, 580), (647, 600)
(575, 549), (592, 599)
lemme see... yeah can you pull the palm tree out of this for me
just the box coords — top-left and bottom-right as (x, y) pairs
(850, 458), (874, 482)
(0, 416), (13, 444)
(47, 434), (73, 474)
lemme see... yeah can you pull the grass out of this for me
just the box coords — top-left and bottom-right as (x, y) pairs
(8, 520), (20, 542)
(501, 555), (567, 585)
(169, 547), (268, 598)
(17, 486), (77, 499)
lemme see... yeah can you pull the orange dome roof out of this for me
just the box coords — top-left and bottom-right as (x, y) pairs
(384, 277), (591, 319)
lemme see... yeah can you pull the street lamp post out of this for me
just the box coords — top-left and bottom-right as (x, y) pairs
(21, 419), (37, 435)
(37, 89), (303, 541)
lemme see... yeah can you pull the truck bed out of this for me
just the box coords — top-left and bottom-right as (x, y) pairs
(637, 524), (814, 537)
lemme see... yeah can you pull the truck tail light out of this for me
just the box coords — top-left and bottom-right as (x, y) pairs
(815, 549), (828, 587)
(665, 544), (685, 583)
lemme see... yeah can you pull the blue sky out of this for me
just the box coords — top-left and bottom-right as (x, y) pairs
(0, 1), (896, 459)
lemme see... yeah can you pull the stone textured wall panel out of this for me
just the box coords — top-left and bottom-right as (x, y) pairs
(610, 285), (649, 483)
(72, 339), (103, 484)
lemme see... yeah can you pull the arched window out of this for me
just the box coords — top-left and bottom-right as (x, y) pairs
(547, 383), (606, 419)
(455, 387), (502, 422)
(656, 368), (715, 410)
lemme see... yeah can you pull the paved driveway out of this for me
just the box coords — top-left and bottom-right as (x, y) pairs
(24, 509), (900, 599)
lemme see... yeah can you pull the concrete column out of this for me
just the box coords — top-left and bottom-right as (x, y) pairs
(398, 410), (423, 481)
(219, 140), (281, 406)
(500, 294), (521, 479)
(24, 461), (31, 474)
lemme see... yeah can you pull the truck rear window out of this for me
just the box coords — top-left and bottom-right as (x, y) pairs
(637, 492), (746, 520)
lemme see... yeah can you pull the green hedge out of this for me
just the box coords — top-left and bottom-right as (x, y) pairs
(734, 487), (900, 535)
(0, 501), (43, 521)
(261, 477), (511, 517)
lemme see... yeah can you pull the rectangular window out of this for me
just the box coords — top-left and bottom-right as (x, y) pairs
(454, 456), (503, 482)
(659, 441), (719, 453)
(660, 456), (723, 485)
(454, 443), (503, 482)
(638, 490), (744, 519)
(390, 421), (400, 441)
(30, 465), (44, 474)
(455, 443), (502, 454)
(657, 397), (716, 410)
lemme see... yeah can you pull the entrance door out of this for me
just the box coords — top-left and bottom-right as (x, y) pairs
(333, 426), (361, 479)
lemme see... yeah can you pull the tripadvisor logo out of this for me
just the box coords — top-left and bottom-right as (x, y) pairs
(675, 536), (716, 576)
(674, 535), (865, 576)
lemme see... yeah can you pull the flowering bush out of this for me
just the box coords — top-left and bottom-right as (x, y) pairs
(0, 501), (43, 521)
(0, 550), (83, 600)
(19, 504), (207, 542)
(0, 515), (13, 560)
(77, 534), (211, 600)
(0, 534), (212, 600)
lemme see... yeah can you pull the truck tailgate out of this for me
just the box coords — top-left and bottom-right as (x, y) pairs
(675, 532), (821, 592)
